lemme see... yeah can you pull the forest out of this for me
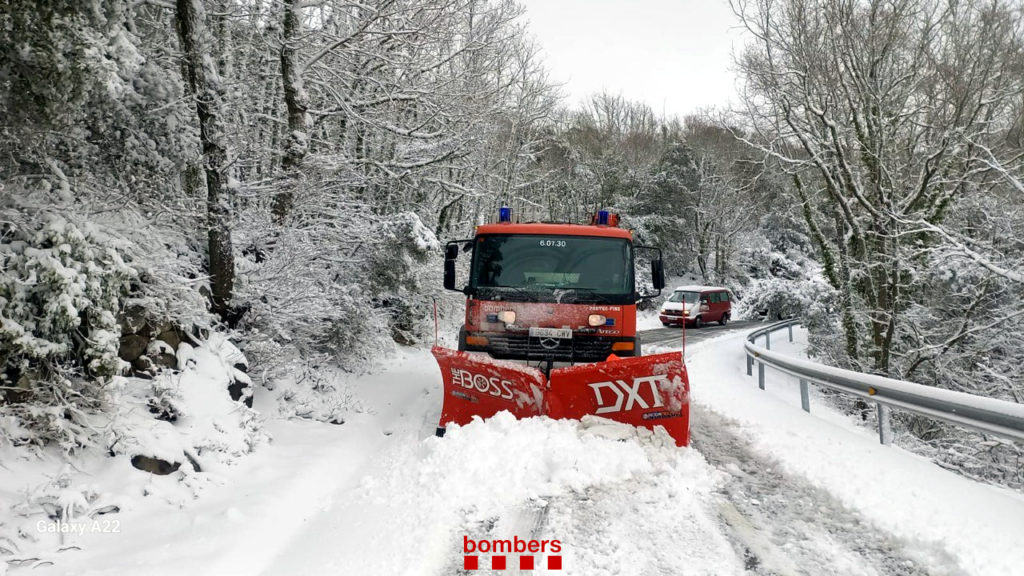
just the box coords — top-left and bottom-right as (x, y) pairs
(1, 0), (1022, 495)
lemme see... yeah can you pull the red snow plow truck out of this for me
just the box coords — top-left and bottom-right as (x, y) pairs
(432, 208), (690, 446)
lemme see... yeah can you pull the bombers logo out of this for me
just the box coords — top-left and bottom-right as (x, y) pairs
(451, 369), (515, 401)
(588, 375), (668, 414)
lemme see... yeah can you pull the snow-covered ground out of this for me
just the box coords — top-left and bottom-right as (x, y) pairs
(689, 328), (1024, 576)
(5, 328), (1023, 575)
(635, 309), (664, 331)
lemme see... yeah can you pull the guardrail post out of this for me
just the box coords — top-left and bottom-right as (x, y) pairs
(765, 331), (771, 350)
(800, 379), (810, 412)
(758, 361), (765, 390)
(877, 404), (892, 445)
(788, 324), (793, 342)
(746, 354), (752, 376)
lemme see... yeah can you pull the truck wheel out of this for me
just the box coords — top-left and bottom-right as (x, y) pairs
(661, 321), (671, 327)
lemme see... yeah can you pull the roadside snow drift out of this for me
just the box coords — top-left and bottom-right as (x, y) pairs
(266, 413), (741, 576)
(689, 328), (1024, 576)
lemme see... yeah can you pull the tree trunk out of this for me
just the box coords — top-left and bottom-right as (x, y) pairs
(176, 0), (235, 320)
(273, 0), (309, 222)
(178, 58), (206, 202)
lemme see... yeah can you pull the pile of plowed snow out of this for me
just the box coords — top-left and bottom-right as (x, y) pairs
(271, 413), (741, 575)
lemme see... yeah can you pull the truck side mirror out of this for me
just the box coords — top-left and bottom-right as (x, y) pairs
(651, 259), (665, 290)
(444, 239), (472, 292)
(444, 259), (456, 290)
(633, 244), (664, 300)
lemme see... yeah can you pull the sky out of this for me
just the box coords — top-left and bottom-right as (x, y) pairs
(516, 0), (745, 120)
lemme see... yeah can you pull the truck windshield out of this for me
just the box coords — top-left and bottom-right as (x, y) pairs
(668, 291), (699, 304)
(470, 234), (634, 303)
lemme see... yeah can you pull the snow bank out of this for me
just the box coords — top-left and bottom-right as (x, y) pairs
(266, 412), (739, 576)
(690, 328), (1024, 576)
(109, 333), (266, 471)
(381, 413), (669, 512)
(0, 334), (266, 571)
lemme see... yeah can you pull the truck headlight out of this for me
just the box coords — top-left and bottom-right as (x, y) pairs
(497, 310), (516, 324)
(588, 314), (607, 326)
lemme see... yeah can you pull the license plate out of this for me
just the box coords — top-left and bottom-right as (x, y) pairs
(529, 327), (572, 339)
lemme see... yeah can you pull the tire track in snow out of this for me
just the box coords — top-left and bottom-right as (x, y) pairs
(691, 405), (968, 576)
(439, 500), (551, 575)
(536, 479), (742, 576)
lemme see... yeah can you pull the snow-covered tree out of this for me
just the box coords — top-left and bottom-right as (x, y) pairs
(733, 0), (1024, 375)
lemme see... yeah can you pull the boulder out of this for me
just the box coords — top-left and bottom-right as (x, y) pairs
(118, 334), (149, 362)
(4, 369), (37, 403)
(147, 339), (175, 357)
(156, 328), (182, 350)
(228, 378), (253, 408)
(130, 455), (180, 475)
(131, 355), (155, 378)
(150, 353), (178, 371)
(118, 305), (149, 335)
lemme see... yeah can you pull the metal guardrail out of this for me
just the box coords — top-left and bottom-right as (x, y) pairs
(744, 320), (1024, 444)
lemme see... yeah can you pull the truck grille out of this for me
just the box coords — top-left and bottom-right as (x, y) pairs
(481, 334), (619, 362)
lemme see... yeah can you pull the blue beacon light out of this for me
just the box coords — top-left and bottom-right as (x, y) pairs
(596, 210), (610, 225)
(499, 206), (512, 222)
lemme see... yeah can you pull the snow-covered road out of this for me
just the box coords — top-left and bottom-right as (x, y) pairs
(22, 326), (1024, 576)
(692, 406), (964, 575)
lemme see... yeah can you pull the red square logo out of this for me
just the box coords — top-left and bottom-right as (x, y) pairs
(547, 555), (562, 570)
(464, 556), (478, 570)
(520, 555), (535, 570)
(492, 555), (506, 570)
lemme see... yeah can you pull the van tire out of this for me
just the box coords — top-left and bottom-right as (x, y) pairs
(695, 316), (704, 328)
(719, 313), (729, 326)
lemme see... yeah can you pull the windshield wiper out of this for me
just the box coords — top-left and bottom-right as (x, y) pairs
(480, 285), (538, 302)
(557, 288), (613, 304)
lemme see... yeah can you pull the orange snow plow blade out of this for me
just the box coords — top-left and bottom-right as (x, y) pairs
(432, 347), (689, 446)
(548, 352), (689, 446)
(432, 346), (548, 427)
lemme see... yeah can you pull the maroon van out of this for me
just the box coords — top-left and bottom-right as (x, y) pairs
(658, 285), (732, 328)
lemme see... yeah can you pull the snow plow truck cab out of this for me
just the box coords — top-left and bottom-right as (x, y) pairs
(432, 208), (691, 446)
